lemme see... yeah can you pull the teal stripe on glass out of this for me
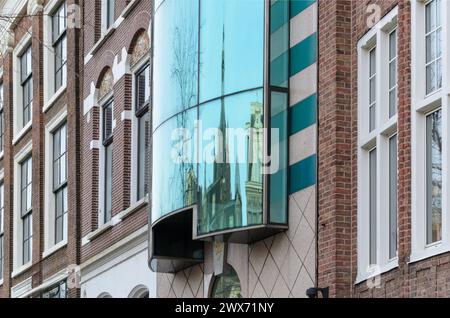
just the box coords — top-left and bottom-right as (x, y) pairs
(290, 33), (317, 76)
(271, 109), (288, 141)
(290, 94), (316, 135)
(270, 51), (289, 87)
(289, 154), (316, 194)
(271, 0), (289, 33)
(290, 0), (316, 18)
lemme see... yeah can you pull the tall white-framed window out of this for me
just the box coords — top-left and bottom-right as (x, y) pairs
(132, 60), (150, 202)
(12, 32), (33, 142)
(101, 0), (115, 34)
(101, 97), (113, 224)
(44, 109), (68, 256)
(0, 177), (4, 282)
(20, 46), (33, 129)
(0, 82), (4, 155)
(425, 0), (443, 95)
(43, 0), (68, 111)
(97, 69), (114, 227)
(357, 7), (399, 282)
(411, 0), (449, 262)
(20, 156), (33, 265)
(12, 141), (33, 274)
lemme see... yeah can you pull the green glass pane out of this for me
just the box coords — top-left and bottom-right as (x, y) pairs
(270, 91), (288, 224)
(198, 89), (264, 235)
(153, 0), (199, 129)
(270, 0), (289, 87)
(152, 109), (197, 222)
(199, 0), (264, 102)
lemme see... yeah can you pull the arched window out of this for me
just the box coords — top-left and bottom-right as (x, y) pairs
(211, 266), (242, 298)
(128, 285), (150, 298)
(130, 31), (150, 202)
(97, 292), (113, 298)
(97, 68), (114, 225)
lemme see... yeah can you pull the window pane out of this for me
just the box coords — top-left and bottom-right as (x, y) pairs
(104, 144), (113, 223)
(369, 48), (376, 76)
(426, 32), (436, 63)
(369, 105), (375, 132)
(199, 0), (264, 102)
(0, 183), (4, 234)
(0, 235), (3, 280)
(389, 135), (398, 259)
(103, 101), (113, 141)
(153, 0), (198, 127)
(269, 0), (289, 88)
(136, 65), (149, 111)
(137, 113), (149, 200)
(426, 63), (436, 95)
(389, 89), (397, 118)
(198, 89), (264, 235)
(426, 109), (442, 244)
(369, 148), (377, 265)
(426, 0), (436, 33)
(269, 91), (288, 224)
(0, 109), (4, 153)
(389, 30), (397, 60)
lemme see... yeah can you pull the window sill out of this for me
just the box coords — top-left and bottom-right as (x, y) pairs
(117, 196), (148, 221)
(416, 89), (443, 113)
(11, 262), (32, 278)
(0, 279), (3, 286)
(355, 258), (399, 285)
(410, 242), (450, 264)
(12, 121), (32, 146)
(83, 220), (114, 245)
(0, 151), (3, 161)
(121, 0), (139, 19)
(13, 120), (32, 146)
(43, 85), (66, 113)
(42, 239), (67, 259)
(81, 198), (148, 246)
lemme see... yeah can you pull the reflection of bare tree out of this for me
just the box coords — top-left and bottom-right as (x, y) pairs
(430, 110), (442, 242)
(169, 10), (198, 207)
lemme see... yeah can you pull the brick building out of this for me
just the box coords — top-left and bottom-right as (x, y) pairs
(80, 0), (154, 298)
(0, 0), (83, 298)
(317, 0), (450, 298)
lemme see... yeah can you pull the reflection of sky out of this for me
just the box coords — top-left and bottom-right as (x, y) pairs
(199, 0), (264, 102)
(153, 0), (198, 128)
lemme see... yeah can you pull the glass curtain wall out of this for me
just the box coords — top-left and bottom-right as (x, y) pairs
(152, 0), (288, 237)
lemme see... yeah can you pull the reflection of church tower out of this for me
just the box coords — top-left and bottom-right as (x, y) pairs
(185, 167), (196, 206)
(245, 101), (264, 225)
(203, 26), (235, 232)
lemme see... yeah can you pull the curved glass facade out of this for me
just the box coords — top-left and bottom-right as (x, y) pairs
(152, 0), (288, 238)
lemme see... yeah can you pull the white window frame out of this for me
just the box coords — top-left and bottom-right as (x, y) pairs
(411, 0), (450, 262)
(12, 31), (33, 145)
(101, 0), (116, 35)
(130, 55), (150, 204)
(0, 81), (4, 158)
(356, 7), (399, 283)
(12, 141), (33, 276)
(43, 0), (68, 113)
(98, 91), (114, 227)
(0, 169), (4, 285)
(43, 108), (68, 258)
